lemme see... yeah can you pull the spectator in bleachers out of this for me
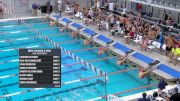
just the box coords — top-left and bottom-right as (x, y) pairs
(107, 13), (115, 30)
(126, 24), (135, 44)
(136, 13), (142, 25)
(138, 92), (150, 101)
(95, 0), (100, 9)
(175, 32), (180, 42)
(169, 87), (180, 101)
(97, 18), (105, 30)
(140, 35), (149, 51)
(82, 7), (89, 17)
(158, 32), (165, 51)
(111, 18), (122, 36)
(73, 2), (80, 15)
(165, 35), (174, 55)
(164, 10), (168, 21)
(85, 8), (94, 26)
(124, 21), (132, 35)
(108, 0), (114, 11)
(65, 4), (75, 15)
(114, 1), (119, 10)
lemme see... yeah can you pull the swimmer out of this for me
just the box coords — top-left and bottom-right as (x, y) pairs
(60, 25), (69, 32)
(49, 20), (56, 26)
(98, 45), (108, 55)
(42, 17), (48, 22)
(71, 30), (78, 38)
(18, 20), (22, 25)
(117, 55), (128, 65)
(138, 68), (152, 79)
(83, 36), (93, 45)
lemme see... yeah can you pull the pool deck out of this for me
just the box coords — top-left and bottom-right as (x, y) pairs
(58, 13), (180, 81)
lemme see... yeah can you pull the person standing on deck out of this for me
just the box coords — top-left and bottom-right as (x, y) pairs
(32, 2), (38, 16)
(58, 0), (63, 17)
(0, 2), (3, 13)
(46, 0), (51, 14)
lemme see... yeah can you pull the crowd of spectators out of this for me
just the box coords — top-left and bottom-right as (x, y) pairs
(138, 79), (180, 101)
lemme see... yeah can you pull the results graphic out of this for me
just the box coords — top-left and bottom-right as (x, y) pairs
(19, 49), (61, 88)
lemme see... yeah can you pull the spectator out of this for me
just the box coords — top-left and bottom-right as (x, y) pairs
(138, 93), (150, 101)
(165, 35), (174, 55)
(58, 0), (63, 16)
(177, 80), (180, 93)
(175, 32), (180, 42)
(97, 18), (105, 30)
(96, 0), (100, 9)
(37, 4), (41, 16)
(158, 32), (165, 51)
(158, 79), (168, 92)
(152, 92), (158, 100)
(0, 1), (3, 13)
(46, 0), (51, 14)
(164, 10), (168, 21)
(169, 44), (180, 65)
(136, 3), (142, 12)
(126, 25), (135, 44)
(140, 35), (149, 51)
(108, 1), (114, 11)
(32, 2), (38, 16)
(85, 8), (94, 25)
(169, 88), (180, 101)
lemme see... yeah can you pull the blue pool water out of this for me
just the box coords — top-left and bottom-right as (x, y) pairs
(0, 19), (158, 101)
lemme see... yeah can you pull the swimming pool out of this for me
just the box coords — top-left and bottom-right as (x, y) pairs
(0, 18), (158, 101)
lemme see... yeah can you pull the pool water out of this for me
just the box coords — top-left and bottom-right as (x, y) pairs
(0, 19), (158, 101)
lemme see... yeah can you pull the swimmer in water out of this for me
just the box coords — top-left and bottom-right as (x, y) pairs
(71, 29), (80, 38)
(117, 54), (128, 65)
(60, 24), (69, 32)
(42, 16), (48, 22)
(98, 44), (109, 55)
(49, 20), (56, 26)
(138, 68), (152, 79)
(83, 36), (93, 45)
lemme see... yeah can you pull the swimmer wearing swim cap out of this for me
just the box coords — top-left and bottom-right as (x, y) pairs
(138, 68), (150, 79)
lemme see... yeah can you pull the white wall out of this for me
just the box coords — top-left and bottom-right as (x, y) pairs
(0, 0), (56, 14)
